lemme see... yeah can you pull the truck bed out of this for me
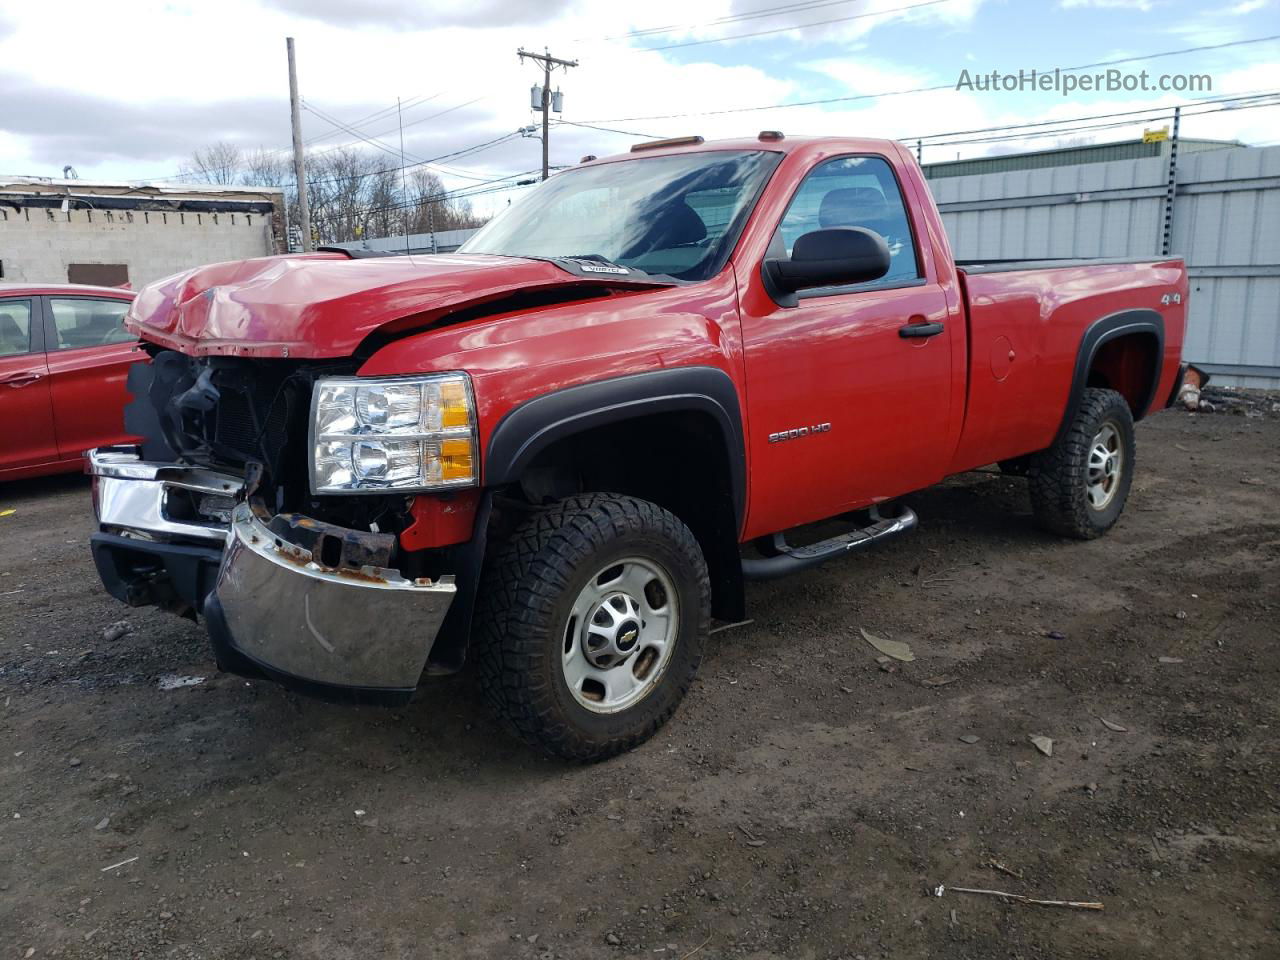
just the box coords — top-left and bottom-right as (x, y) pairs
(948, 257), (1187, 474)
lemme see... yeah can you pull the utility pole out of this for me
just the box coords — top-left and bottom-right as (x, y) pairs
(518, 48), (577, 180)
(286, 37), (312, 251)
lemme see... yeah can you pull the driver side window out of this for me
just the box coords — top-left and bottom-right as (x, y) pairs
(773, 155), (921, 289)
(48, 297), (132, 350)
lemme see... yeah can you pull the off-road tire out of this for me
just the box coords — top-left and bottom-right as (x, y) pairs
(474, 493), (710, 762)
(1029, 387), (1135, 539)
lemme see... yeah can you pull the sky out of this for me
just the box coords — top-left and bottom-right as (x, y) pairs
(0, 0), (1277, 214)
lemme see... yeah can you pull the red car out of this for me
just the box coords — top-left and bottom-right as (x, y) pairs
(87, 134), (1188, 759)
(0, 283), (138, 481)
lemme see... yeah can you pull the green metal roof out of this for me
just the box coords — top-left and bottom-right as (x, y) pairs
(922, 137), (1241, 180)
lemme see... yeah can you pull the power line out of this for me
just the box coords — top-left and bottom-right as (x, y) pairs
(907, 90), (1280, 144)
(310, 171), (539, 226)
(295, 131), (527, 191)
(919, 96), (1280, 149)
(643, 0), (950, 52)
(303, 97), (488, 163)
(303, 92), (443, 147)
(554, 119), (667, 139)
(592, 0), (894, 42)
(304, 99), (424, 164)
(578, 33), (1280, 122)
(556, 91), (1279, 151)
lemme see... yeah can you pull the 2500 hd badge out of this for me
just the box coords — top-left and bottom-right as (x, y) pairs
(769, 422), (832, 443)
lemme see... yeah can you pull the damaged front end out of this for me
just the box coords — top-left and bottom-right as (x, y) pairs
(206, 504), (453, 701)
(87, 350), (460, 705)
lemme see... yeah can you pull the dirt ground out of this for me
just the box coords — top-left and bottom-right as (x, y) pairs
(2, 405), (1277, 960)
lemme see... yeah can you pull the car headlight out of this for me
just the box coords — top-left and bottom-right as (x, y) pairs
(310, 374), (478, 494)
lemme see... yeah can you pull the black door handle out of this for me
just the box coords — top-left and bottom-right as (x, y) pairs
(899, 321), (945, 339)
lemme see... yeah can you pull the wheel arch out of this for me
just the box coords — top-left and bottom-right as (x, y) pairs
(1057, 309), (1163, 444)
(484, 367), (747, 622)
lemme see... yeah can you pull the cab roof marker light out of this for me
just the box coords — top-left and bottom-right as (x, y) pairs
(758, 130), (785, 142)
(630, 136), (705, 152)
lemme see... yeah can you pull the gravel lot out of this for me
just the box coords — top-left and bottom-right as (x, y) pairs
(2, 406), (1277, 960)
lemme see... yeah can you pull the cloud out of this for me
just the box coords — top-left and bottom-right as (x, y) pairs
(1061, 0), (1154, 9)
(1227, 0), (1268, 12)
(607, 0), (989, 51)
(0, 72), (514, 174)
(260, 0), (577, 30)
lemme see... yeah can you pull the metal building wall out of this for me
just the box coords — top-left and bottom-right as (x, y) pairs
(930, 144), (1280, 388)
(1170, 146), (1280, 388)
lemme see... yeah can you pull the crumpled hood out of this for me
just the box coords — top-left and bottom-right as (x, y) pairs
(126, 251), (628, 359)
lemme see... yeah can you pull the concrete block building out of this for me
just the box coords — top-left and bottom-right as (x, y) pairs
(0, 178), (285, 289)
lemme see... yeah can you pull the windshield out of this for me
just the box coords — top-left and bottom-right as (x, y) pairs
(458, 150), (781, 282)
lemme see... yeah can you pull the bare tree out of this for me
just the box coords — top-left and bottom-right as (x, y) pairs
(182, 140), (491, 246)
(240, 149), (291, 188)
(180, 141), (245, 185)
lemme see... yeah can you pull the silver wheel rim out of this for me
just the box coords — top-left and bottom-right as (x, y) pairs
(561, 556), (679, 714)
(1086, 422), (1124, 510)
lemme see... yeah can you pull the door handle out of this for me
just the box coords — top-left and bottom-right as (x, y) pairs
(898, 321), (945, 339)
(0, 370), (44, 387)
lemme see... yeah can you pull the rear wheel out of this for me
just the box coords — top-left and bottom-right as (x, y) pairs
(475, 493), (709, 762)
(1029, 387), (1135, 539)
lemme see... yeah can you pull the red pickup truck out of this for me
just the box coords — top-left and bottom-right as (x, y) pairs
(88, 134), (1188, 760)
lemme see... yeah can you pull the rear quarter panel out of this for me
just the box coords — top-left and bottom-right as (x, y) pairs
(949, 259), (1186, 473)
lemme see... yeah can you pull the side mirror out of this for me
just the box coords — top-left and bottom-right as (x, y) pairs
(762, 227), (891, 306)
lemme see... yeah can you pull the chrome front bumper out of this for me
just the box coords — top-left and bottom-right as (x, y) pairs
(87, 446), (456, 700)
(90, 446), (242, 544)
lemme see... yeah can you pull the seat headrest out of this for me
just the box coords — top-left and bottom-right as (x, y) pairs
(818, 187), (891, 228)
(629, 199), (711, 256)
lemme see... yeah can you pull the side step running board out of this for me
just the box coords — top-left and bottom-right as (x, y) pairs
(740, 507), (918, 581)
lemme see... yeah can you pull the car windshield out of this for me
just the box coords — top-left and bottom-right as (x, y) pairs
(458, 150), (781, 282)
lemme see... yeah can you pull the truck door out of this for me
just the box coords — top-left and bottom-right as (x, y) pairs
(739, 154), (958, 539)
(0, 296), (57, 475)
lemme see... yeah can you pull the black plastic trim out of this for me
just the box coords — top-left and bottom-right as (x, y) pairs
(316, 245), (392, 260)
(485, 367), (747, 527)
(422, 490), (493, 674)
(1056, 308), (1164, 444)
(90, 532), (222, 613)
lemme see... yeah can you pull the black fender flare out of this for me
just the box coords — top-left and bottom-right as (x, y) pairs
(485, 366), (747, 528)
(1055, 309), (1164, 444)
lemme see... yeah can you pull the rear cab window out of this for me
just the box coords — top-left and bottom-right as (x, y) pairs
(48, 298), (132, 350)
(772, 155), (922, 292)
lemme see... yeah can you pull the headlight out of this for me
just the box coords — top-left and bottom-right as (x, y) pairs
(310, 374), (478, 494)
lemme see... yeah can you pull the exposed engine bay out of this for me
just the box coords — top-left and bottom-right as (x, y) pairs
(123, 346), (417, 539)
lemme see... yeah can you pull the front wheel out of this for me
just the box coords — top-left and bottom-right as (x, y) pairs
(1029, 387), (1136, 539)
(474, 494), (710, 762)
